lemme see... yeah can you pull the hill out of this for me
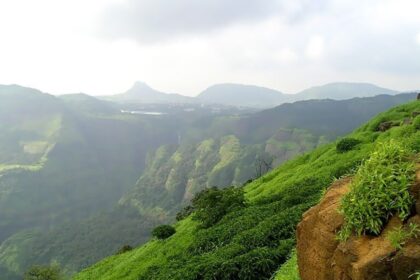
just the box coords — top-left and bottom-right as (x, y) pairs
(103, 82), (194, 104)
(197, 83), (290, 108)
(0, 86), (183, 278)
(0, 85), (416, 279)
(74, 99), (419, 279)
(294, 82), (398, 100)
(102, 82), (401, 108)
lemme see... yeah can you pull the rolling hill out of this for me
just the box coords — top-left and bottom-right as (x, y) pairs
(197, 83), (290, 108)
(294, 82), (398, 100)
(101, 82), (402, 108)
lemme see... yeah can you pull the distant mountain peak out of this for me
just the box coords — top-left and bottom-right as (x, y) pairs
(126, 81), (158, 96)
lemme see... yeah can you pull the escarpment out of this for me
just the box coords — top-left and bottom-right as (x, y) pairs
(297, 166), (420, 280)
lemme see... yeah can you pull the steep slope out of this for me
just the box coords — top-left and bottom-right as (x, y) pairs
(117, 93), (417, 228)
(197, 83), (290, 108)
(0, 88), (416, 278)
(0, 87), (183, 278)
(74, 98), (420, 279)
(294, 82), (398, 100)
(297, 165), (420, 280)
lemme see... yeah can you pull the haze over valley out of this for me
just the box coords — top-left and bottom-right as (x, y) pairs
(1, 0), (420, 279)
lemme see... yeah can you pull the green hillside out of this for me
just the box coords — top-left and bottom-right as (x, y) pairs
(74, 100), (420, 280)
(0, 86), (182, 278)
(0, 86), (416, 279)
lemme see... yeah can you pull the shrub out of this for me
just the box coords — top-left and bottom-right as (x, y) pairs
(413, 116), (420, 129)
(338, 140), (416, 240)
(192, 186), (246, 228)
(386, 223), (420, 250)
(24, 265), (63, 280)
(152, 225), (176, 240)
(176, 205), (194, 221)
(115, 244), (133, 254)
(336, 138), (361, 153)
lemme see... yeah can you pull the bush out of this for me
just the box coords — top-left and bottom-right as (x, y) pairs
(386, 223), (420, 250)
(336, 138), (361, 153)
(338, 140), (416, 240)
(115, 245), (133, 254)
(152, 225), (176, 240)
(191, 186), (246, 228)
(24, 265), (63, 280)
(413, 116), (420, 129)
(176, 205), (194, 221)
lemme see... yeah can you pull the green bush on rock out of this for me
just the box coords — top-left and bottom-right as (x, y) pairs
(338, 140), (416, 240)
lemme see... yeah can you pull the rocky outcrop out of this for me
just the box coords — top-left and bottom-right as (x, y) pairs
(297, 167), (420, 280)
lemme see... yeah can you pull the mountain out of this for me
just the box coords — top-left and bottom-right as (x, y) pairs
(103, 81), (400, 109)
(59, 93), (119, 115)
(295, 82), (398, 100)
(74, 98), (420, 280)
(0, 84), (416, 279)
(197, 83), (291, 108)
(0, 85), (184, 278)
(103, 82), (194, 104)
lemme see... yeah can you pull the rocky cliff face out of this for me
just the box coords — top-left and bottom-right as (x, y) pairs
(297, 166), (420, 280)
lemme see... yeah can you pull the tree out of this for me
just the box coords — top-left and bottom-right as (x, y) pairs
(24, 265), (63, 280)
(192, 186), (246, 228)
(336, 138), (361, 153)
(152, 225), (176, 240)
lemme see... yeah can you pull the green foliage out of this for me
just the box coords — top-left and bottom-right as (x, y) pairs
(338, 140), (416, 240)
(71, 100), (420, 280)
(336, 138), (361, 153)
(152, 225), (176, 240)
(23, 265), (63, 280)
(191, 186), (246, 228)
(410, 272), (420, 280)
(413, 115), (420, 129)
(274, 250), (300, 280)
(386, 223), (420, 250)
(176, 205), (195, 221)
(115, 245), (133, 255)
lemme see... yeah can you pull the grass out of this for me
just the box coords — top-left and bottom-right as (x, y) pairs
(386, 223), (420, 250)
(273, 250), (300, 280)
(338, 140), (416, 240)
(74, 100), (420, 280)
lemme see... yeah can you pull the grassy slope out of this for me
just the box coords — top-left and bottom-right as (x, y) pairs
(75, 101), (420, 279)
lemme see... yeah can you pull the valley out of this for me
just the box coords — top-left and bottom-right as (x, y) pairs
(0, 83), (417, 279)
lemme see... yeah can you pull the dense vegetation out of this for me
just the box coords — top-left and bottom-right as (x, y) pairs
(152, 225), (176, 240)
(338, 140), (416, 240)
(75, 99), (420, 279)
(0, 85), (417, 278)
(23, 265), (63, 280)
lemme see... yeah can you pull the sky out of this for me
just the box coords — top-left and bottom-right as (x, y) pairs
(0, 0), (419, 96)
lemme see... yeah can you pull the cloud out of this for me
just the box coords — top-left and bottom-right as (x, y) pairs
(100, 0), (328, 43)
(305, 36), (325, 59)
(416, 32), (420, 46)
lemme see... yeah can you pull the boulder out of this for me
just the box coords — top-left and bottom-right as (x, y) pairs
(297, 166), (420, 280)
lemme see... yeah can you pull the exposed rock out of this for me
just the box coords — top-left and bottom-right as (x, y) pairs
(417, 93), (420, 100)
(376, 121), (395, 132)
(297, 166), (420, 280)
(403, 118), (412, 125)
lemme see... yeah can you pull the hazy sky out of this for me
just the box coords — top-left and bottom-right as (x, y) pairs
(0, 0), (419, 96)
